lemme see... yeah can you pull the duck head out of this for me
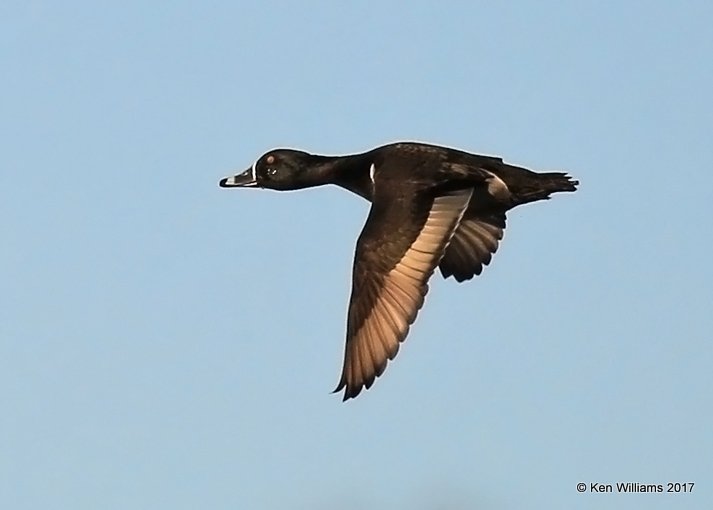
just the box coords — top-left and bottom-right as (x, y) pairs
(219, 149), (327, 191)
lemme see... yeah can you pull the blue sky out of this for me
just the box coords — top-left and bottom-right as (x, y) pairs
(2, 1), (712, 509)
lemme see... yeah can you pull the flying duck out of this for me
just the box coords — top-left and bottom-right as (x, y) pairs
(219, 142), (578, 400)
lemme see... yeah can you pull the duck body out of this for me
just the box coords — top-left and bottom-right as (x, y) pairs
(220, 141), (578, 400)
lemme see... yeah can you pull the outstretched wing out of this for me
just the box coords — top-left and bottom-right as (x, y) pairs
(439, 211), (506, 282)
(334, 188), (473, 400)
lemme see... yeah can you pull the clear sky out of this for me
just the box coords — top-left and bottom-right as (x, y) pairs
(2, 1), (712, 509)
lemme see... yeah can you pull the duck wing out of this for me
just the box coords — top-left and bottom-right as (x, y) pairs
(439, 210), (506, 282)
(334, 187), (473, 400)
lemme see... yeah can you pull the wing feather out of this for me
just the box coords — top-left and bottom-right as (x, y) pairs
(439, 212), (506, 282)
(335, 188), (473, 400)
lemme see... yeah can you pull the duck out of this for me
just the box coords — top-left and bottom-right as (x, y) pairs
(219, 141), (578, 400)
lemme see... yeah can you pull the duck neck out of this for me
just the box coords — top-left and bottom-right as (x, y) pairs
(315, 153), (374, 201)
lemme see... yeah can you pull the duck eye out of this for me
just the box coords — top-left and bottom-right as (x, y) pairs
(266, 154), (276, 165)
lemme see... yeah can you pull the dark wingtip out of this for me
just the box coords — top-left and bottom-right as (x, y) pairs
(332, 380), (362, 402)
(218, 177), (229, 187)
(343, 388), (362, 401)
(331, 380), (347, 400)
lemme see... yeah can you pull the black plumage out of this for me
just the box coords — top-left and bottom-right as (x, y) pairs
(220, 142), (578, 400)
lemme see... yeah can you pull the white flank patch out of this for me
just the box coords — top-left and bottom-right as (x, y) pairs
(484, 171), (510, 199)
(389, 188), (473, 281)
(369, 163), (376, 183)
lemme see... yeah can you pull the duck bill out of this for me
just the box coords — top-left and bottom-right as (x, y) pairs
(219, 167), (257, 188)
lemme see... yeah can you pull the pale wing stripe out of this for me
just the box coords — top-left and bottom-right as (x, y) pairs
(362, 319), (385, 382)
(358, 189), (473, 342)
(375, 311), (402, 360)
(381, 280), (419, 319)
(342, 188), (473, 398)
(393, 264), (425, 283)
(390, 267), (424, 290)
(411, 236), (442, 248)
(375, 306), (400, 365)
(404, 248), (438, 261)
(357, 286), (385, 384)
(348, 343), (360, 389)
(362, 287), (390, 356)
(368, 300), (398, 347)
(377, 296), (407, 338)
(404, 241), (440, 256)
(385, 298), (409, 333)
(398, 258), (431, 273)
(359, 323), (377, 379)
(385, 277), (422, 319)
(369, 307), (398, 365)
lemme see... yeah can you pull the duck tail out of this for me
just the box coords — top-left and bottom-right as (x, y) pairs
(513, 171), (579, 205)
